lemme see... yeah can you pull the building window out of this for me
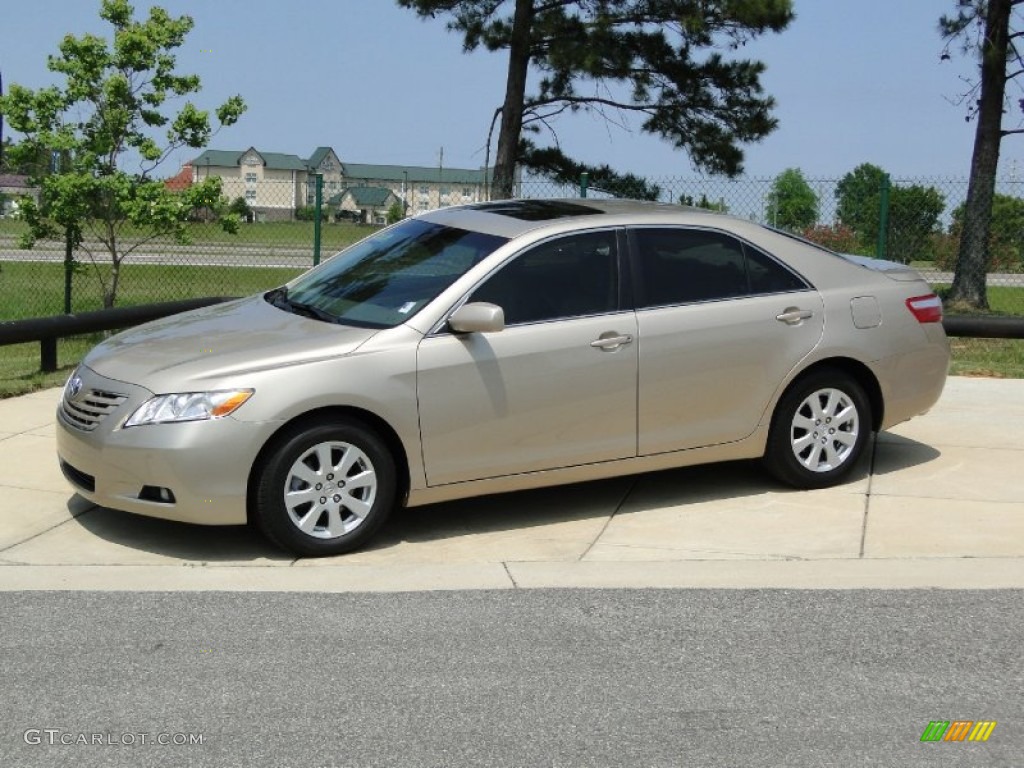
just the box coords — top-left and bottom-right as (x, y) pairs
(245, 189), (257, 202)
(462, 187), (473, 200)
(245, 172), (258, 184)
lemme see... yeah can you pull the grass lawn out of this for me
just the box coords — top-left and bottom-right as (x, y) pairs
(933, 284), (1024, 377)
(1, 262), (303, 397)
(0, 218), (377, 251)
(1, 261), (303, 320)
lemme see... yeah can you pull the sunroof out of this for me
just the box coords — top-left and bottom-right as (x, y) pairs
(473, 200), (602, 221)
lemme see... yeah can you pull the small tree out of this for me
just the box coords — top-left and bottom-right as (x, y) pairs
(386, 201), (405, 224)
(887, 184), (945, 263)
(835, 163), (887, 244)
(228, 196), (253, 223)
(0, 0), (246, 308)
(765, 168), (818, 230)
(835, 163), (945, 261)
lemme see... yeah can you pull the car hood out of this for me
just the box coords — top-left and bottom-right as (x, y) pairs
(83, 295), (380, 390)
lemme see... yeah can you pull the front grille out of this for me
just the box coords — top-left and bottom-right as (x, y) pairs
(61, 387), (128, 432)
(60, 460), (96, 492)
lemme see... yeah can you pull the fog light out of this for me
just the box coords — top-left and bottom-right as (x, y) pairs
(139, 486), (176, 504)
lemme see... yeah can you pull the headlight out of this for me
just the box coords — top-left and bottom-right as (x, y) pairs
(123, 389), (254, 428)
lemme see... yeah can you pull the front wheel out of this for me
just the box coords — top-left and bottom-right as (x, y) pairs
(253, 419), (396, 556)
(763, 369), (871, 489)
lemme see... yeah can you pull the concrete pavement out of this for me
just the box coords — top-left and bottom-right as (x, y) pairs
(1, 376), (1022, 591)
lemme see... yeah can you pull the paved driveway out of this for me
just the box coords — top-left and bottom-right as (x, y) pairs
(1, 377), (1022, 591)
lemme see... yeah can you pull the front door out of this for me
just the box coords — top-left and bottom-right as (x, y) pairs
(417, 229), (638, 486)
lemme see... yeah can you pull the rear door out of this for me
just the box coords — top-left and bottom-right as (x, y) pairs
(630, 226), (824, 455)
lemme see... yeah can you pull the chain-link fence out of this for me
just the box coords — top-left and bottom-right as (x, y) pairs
(2, 173), (1023, 391)
(517, 173), (1024, 377)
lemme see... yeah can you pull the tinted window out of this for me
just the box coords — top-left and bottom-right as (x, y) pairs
(471, 231), (618, 324)
(634, 228), (805, 307)
(635, 229), (747, 306)
(746, 246), (807, 294)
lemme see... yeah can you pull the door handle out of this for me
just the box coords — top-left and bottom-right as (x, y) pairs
(776, 307), (813, 325)
(590, 333), (634, 351)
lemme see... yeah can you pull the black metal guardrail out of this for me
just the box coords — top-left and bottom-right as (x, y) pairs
(0, 297), (238, 372)
(941, 315), (1024, 339)
(0, 298), (1022, 374)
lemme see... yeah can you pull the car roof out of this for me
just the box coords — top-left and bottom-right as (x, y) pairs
(416, 198), (746, 239)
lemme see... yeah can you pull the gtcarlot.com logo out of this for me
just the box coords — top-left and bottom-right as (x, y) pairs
(23, 729), (204, 746)
(920, 720), (997, 743)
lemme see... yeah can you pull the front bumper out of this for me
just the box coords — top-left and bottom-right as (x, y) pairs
(55, 366), (279, 526)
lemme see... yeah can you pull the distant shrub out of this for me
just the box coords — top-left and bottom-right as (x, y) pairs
(798, 223), (864, 254)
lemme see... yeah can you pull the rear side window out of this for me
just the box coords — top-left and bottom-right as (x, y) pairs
(632, 228), (806, 307)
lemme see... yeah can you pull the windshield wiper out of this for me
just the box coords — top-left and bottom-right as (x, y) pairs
(266, 287), (341, 324)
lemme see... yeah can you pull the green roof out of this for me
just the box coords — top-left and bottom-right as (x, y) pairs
(193, 148), (490, 182)
(193, 148), (306, 171)
(260, 152), (307, 171)
(343, 163), (488, 184)
(307, 146), (333, 168)
(340, 186), (396, 207)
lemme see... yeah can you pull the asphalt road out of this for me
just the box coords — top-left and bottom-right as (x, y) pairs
(2, 589), (1021, 767)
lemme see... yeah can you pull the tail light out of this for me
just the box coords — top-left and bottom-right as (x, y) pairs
(905, 294), (943, 323)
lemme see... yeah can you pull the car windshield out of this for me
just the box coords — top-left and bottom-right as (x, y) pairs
(267, 219), (508, 328)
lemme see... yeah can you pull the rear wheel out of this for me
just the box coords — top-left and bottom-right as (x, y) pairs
(763, 369), (871, 489)
(254, 419), (396, 556)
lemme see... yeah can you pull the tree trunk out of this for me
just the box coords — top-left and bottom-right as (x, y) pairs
(492, 0), (534, 200)
(950, 0), (1012, 310)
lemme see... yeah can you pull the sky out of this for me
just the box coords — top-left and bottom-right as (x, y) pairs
(2, 0), (1021, 183)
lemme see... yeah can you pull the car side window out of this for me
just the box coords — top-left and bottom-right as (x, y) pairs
(470, 231), (619, 324)
(745, 246), (807, 294)
(634, 228), (747, 306)
(633, 228), (805, 307)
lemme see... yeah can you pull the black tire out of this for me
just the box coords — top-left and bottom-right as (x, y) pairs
(253, 419), (396, 557)
(763, 368), (872, 490)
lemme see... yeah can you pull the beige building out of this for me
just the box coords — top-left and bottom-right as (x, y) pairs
(190, 146), (491, 221)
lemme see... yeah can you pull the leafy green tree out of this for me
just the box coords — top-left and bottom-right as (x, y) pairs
(888, 184), (945, 264)
(835, 164), (945, 262)
(765, 167), (818, 230)
(939, 0), (1023, 308)
(386, 201), (405, 224)
(228, 196), (253, 222)
(0, 0), (246, 308)
(835, 162), (887, 244)
(398, 0), (793, 198)
(949, 192), (1024, 270)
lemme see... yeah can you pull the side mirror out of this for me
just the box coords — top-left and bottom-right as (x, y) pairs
(448, 302), (505, 334)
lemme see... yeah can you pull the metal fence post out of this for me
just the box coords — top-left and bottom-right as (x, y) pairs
(580, 172), (589, 199)
(313, 173), (323, 267)
(876, 173), (891, 260)
(63, 226), (73, 314)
